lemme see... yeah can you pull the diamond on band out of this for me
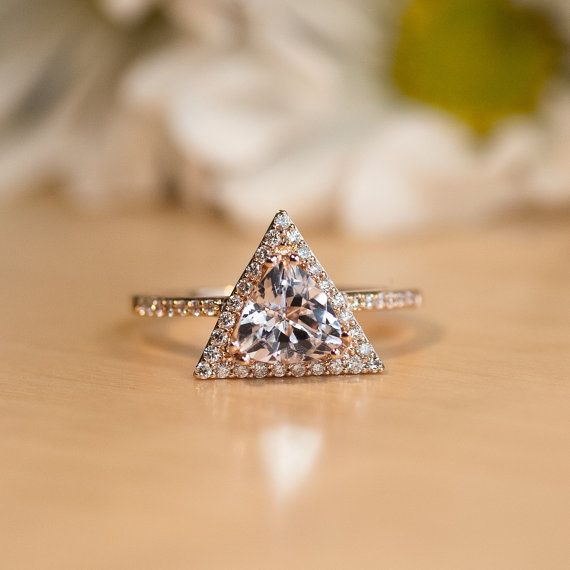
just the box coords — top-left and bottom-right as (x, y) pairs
(132, 289), (422, 318)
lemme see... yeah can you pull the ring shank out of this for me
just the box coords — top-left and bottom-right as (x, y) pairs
(132, 288), (422, 318)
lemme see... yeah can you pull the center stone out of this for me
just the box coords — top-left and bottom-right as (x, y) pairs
(231, 256), (343, 363)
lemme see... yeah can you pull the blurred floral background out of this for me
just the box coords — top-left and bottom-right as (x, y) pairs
(1, 0), (569, 234)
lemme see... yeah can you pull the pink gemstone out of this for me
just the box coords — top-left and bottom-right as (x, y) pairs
(231, 256), (342, 363)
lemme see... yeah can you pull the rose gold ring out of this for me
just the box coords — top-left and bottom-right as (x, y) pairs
(132, 210), (422, 380)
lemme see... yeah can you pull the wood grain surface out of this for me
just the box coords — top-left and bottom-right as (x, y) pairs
(1, 201), (569, 570)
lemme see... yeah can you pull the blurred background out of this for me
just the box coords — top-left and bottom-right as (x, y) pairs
(2, 4), (570, 569)
(1, 0), (569, 234)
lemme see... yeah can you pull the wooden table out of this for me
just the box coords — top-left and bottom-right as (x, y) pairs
(1, 201), (569, 569)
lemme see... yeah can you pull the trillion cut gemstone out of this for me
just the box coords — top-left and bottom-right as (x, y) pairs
(231, 256), (343, 363)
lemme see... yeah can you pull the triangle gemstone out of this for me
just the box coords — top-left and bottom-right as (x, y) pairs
(231, 254), (343, 364)
(194, 210), (383, 379)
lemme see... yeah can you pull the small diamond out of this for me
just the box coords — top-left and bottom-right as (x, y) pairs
(274, 212), (291, 228)
(245, 262), (261, 278)
(272, 363), (286, 377)
(384, 293), (396, 309)
(297, 244), (311, 259)
(332, 291), (345, 308)
(253, 362), (269, 378)
(290, 363), (305, 377)
(351, 328), (365, 344)
(357, 343), (373, 357)
(320, 279), (333, 291)
(189, 300), (201, 316)
(339, 309), (352, 322)
(327, 288), (339, 301)
(226, 295), (243, 312)
(265, 230), (281, 247)
(347, 356), (363, 374)
(308, 261), (322, 276)
(201, 300), (218, 316)
(210, 329), (228, 347)
(286, 228), (301, 243)
(203, 346), (221, 363)
(368, 356), (384, 373)
(173, 301), (187, 315)
(328, 360), (343, 375)
(310, 363), (325, 376)
(255, 246), (269, 262)
(215, 363), (231, 378)
(236, 281), (252, 296)
(234, 365), (249, 378)
(219, 312), (235, 329)
(195, 361), (211, 379)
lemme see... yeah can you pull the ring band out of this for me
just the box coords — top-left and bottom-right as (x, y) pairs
(132, 209), (423, 379)
(132, 288), (422, 318)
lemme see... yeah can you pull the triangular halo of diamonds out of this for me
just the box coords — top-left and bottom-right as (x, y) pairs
(194, 211), (384, 379)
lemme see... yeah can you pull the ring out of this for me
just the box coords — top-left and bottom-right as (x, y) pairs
(132, 288), (421, 318)
(132, 210), (422, 379)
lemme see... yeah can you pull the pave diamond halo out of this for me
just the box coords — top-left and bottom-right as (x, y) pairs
(194, 210), (384, 379)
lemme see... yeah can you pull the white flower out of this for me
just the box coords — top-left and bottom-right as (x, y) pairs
(1, 0), (569, 235)
(341, 109), (512, 234)
(268, 9), (568, 233)
(0, 0), (171, 211)
(124, 0), (569, 234)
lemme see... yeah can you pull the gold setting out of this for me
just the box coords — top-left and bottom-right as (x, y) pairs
(132, 210), (422, 379)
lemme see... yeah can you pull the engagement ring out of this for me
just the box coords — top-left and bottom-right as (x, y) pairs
(132, 211), (422, 379)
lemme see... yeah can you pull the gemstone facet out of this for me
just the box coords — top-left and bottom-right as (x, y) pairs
(231, 255), (343, 364)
